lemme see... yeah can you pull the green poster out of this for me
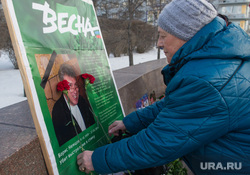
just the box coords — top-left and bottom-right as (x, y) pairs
(2, 0), (124, 174)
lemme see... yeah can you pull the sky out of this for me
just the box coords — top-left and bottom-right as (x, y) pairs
(0, 48), (165, 109)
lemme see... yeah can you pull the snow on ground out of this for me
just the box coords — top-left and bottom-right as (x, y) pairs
(0, 50), (27, 109)
(0, 48), (165, 109)
(108, 48), (164, 71)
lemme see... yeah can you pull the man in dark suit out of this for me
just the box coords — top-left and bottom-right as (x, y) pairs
(52, 64), (95, 146)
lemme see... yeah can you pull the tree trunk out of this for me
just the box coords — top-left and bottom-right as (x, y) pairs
(128, 21), (133, 66)
(157, 47), (161, 60)
(128, 0), (133, 66)
(157, 0), (163, 60)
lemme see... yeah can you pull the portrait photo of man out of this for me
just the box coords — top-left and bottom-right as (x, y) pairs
(52, 63), (95, 146)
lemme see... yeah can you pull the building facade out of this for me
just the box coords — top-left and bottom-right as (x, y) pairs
(213, 0), (250, 34)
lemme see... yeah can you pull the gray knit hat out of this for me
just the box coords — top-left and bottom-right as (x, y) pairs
(158, 0), (217, 41)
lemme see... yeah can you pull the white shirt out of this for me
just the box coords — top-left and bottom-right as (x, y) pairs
(64, 96), (86, 131)
(71, 105), (86, 131)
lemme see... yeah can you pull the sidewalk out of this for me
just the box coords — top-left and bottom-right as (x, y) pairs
(0, 100), (35, 162)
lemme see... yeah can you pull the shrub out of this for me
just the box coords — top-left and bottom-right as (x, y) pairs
(131, 20), (157, 53)
(98, 17), (157, 57)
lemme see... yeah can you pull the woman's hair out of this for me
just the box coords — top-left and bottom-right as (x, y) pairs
(218, 14), (231, 26)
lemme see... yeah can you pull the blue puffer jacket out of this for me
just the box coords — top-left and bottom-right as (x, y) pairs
(92, 17), (250, 174)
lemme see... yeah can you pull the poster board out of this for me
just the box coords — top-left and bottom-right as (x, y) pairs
(1, 0), (124, 174)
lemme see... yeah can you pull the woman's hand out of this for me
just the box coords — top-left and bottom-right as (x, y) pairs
(77, 151), (94, 174)
(108, 120), (126, 136)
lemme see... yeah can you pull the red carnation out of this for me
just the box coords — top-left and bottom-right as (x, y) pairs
(57, 80), (70, 92)
(81, 73), (95, 84)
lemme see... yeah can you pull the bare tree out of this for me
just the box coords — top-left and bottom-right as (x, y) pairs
(95, 0), (147, 66)
(95, 0), (173, 65)
(126, 0), (146, 66)
(146, 0), (172, 59)
(123, 0), (172, 63)
(93, 0), (121, 18)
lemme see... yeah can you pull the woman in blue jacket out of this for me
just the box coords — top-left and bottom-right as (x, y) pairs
(77, 0), (250, 174)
